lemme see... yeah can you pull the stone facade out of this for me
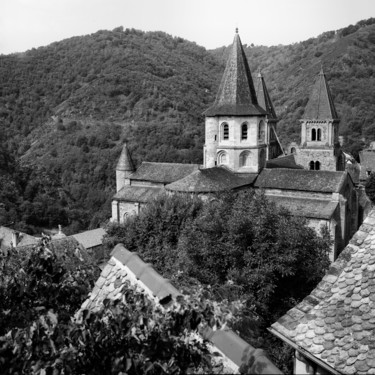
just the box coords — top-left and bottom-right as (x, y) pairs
(203, 114), (270, 173)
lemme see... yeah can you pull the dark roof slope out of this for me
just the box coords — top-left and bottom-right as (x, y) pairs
(81, 244), (281, 374)
(255, 168), (347, 193)
(270, 209), (375, 374)
(266, 195), (338, 219)
(129, 162), (200, 184)
(204, 31), (266, 117)
(165, 167), (257, 193)
(265, 154), (303, 169)
(113, 185), (162, 202)
(255, 72), (277, 119)
(303, 68), (339, 120)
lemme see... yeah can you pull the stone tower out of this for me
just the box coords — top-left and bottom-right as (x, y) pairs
(203, 29), (272, 173)
(296, 68), (344, 171)
(116, 143), (135, 192)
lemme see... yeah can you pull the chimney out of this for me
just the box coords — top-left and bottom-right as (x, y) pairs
(11, 231), (19, 248)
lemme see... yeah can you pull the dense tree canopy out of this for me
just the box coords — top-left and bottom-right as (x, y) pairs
(105, 190), (331, 373)
(0, 237), (235, 374)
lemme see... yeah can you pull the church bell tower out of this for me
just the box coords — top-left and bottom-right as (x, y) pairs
(296, 68), (343, 171)
(203, 29), (272, 173)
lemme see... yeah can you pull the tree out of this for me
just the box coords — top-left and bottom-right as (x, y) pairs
(0, 237), (236, 374)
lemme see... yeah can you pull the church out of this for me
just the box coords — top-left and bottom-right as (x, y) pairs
(111, 29), (358, 261)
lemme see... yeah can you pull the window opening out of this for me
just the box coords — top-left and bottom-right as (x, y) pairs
(241, 123), (248, 140)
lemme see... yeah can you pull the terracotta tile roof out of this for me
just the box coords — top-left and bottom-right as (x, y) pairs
(265, 154), (303, 169)
(204, 32), (266, 117)
(0, 226), (39, 249)
(129, 162), (200, 184)
(116, 143), (135, 171)
(82, 244), (281, 374)
(255, 72), (277, 119)
(255, 168), (347, 193)
(165, 167), (257, 193)
(359, 149), (375, 181)
(270, 209), (375, 374)
(266, 195), (338, 219)
(72, 228), (106, 249)
(113, 185), (163, 202)
(303, 68), (339, 120)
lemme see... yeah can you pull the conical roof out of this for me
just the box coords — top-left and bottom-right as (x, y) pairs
(205, 30), (266, 117)
(116, 143), (135, 171)
(303, 68), (338, 120)
(255, 71), (277, 119)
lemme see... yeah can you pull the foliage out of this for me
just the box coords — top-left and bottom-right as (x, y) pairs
(0, 236), (100, 335)
(0, 237), (243, 374)
(104, 193), (204, 273)
(365, 172), (375, 203)
(105, 191), (331, 373)
(2, 19), (375, 234)
(176, 190), (331, 321)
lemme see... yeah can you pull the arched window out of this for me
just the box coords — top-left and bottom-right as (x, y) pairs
(315, 161), (320, 170)
(218, 151), (228, 165)
(311, 128), (316, 141)
(290, 147), (296, 154)
(239, 151), (251, 167)
(317, 128), (322, 141)
(222, 123), (229, 140)
(258, 121), (265, 142)
(241, 123), (248, 140)
(309, 161), (315, 170)
(123, 213), (128, 222)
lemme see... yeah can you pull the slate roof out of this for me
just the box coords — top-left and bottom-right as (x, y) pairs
(270, 209), (375, 374)
(72, 228), (106, 249)
(113, 185), (163, 202)
(165, 167), (257, 193)
(265, 154), (303, 169)
(129, 162), (200, 184)
(204, 31), (266, 117)
(255, 168), (347, 193)
(0, 226), (39, 249)
(266, 195), (338, 220)
(81, 244), (281, 374)
(255, 71), (277, 119)
(303, 68), (339, 120)
(116, 143), (135, 172)
(359, 149), (375, 181)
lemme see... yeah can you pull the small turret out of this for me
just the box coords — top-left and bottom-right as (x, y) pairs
(116, 143), (135, 192)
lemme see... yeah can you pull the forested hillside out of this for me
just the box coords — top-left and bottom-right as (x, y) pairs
(1, 19), (375, 232)
(212, 18), (375, 153)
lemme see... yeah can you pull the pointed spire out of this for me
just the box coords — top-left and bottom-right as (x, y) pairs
(255, 70), (277, 119)
(116, 143), (135, 171)
(303, 68), (338, 120)
(205, 31), (266, 116)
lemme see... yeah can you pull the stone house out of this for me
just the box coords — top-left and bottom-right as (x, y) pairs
(270, 208), (375, 374)
(111, 29), (359, 260)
